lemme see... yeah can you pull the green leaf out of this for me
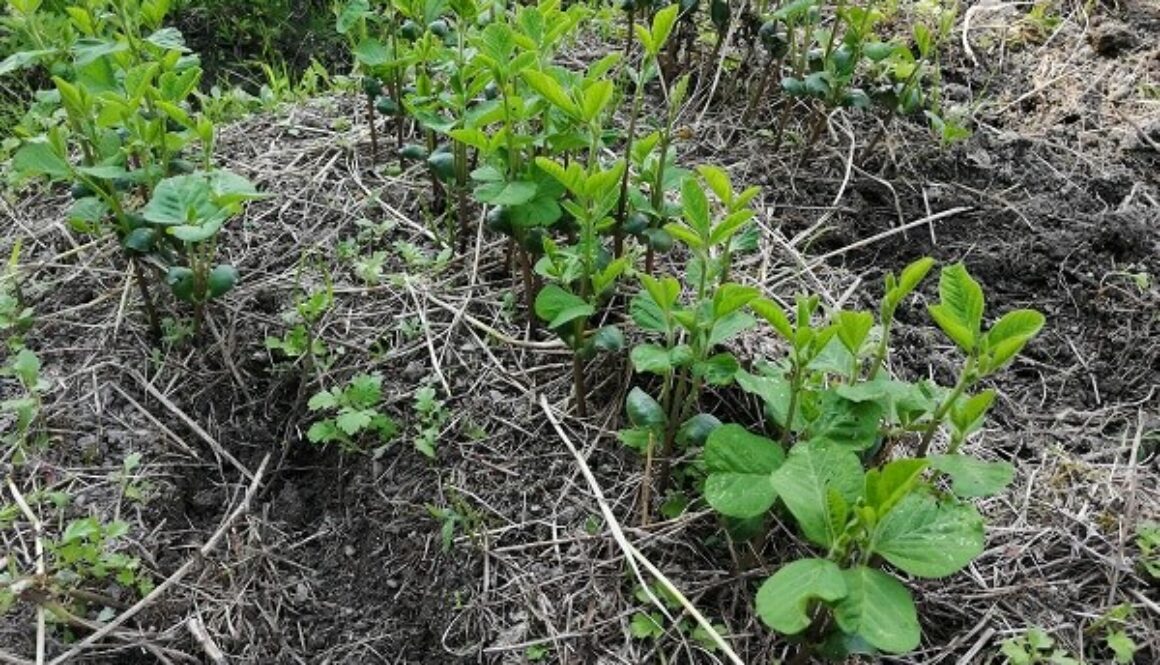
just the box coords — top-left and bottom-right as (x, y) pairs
(165, 266), (195, 302)
(579, 79), (614, 122)
(625, 387), (666, 429)
(713, 283), (759, 317)
(474, 180), (538, 206)
(345, 374), (382, 409)
(770, 441), (865, 547)
(336, 409), (373, 436)
(590, 326), (625, 352)
(630, 292), (670, 333)
(708, 311), (755, 347)
(984, 309), (1045, 370)
(630, 344), (673, 375)
(534, 285), (594, 330)
(835, 310), (875, 356)
(676, 413), (721, 447)
(833, 567), (920, 654)
(207, 264), (238, 299)
(869, 493), (984, 578)
(949, 389), (995, 435)
(522, 70), (579, 117)
(702, 424), (785, 518)
(694, 353), (740, 386)
(307, 390), (338, 411)
(353, 38), (392, 66)
(629, 612), (665, 639)
(810, 391), (883, 451)
(751, 298), (793, 340)
(680, 177), (710, 236)
(336, 0), (370, 34)
(865, 458), (929, 516)
(927, 263), (985, 352)
(755, 559), (847, 635)
(928, 454), (1015, 499)
(307, 420), (341, 444)
(647, 5), (679, 54)
(696, 164), (732, 204)
(736, 370), (801, 431)
(13, 140), (71, 179)
(640, 275), (680, 311)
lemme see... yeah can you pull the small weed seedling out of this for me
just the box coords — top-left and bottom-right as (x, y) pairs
(307, 373), (398, 455)
(1137, 521), (1160, 580)
(412, 383), (447, 459)
(1, 509), (152, 625)
(1000, 628), (1079, 665)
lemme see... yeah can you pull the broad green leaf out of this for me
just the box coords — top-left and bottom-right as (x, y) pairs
(625, 387), (666, 428)
(579, 80), (614, 122)
(928, 263), (985, 352)
(145, 28), (188, 52)
(72, 38), (128, 66)
(833, 567), (920, 654)
(709, 209), (753, 246)
(534, 286), (593, 330)
(640, 274), (680, 311)
(865, 458), (929, 515)
(696, 164), (732, 204)
(869, 492), (984, 578)
(143, 175), (221, 227)
(590, 325), (625, 352)
(522, 70), (579, 117)
(207, 265), (238, 298)
(755, 559), (847, 634)
(771, 441), (864, 547)
(662, 222), (704, 250)
(708, 311), (755, 347)
(676, 413), (721, 447)
(835, 377), (941, 425)
(703, 424), (784, 518)
(713, 283), (759, 317)
(891, 256), (935, 303)
(835, 310), (874, 356)
(949, 389), (995, 435)
(307, 420), (341, 443)
(13, 140), (70, 179)
(751, 297), (793, 340)
(680, 177), (710, 236)
(928, 454), (1014, 498)
(648, 4), (680, 55)
(630, 344), (672, 375)
(336, 0), (370, 34)
(474, 180), (537, 206)
(353, 38), (392, 66)
(810, 391), (883, 451)
(694, 353), (739, 385)
(984, 309), (1045, 369)
(736, 369), (802, 431)
(0, 49), (56, 76)
(630, 292), (669, 333)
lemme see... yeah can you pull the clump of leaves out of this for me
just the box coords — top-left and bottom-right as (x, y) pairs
(1, 347), (49, 460)
(307, 373), (398, 454)
(1137, 521), (1160, 580)
(1000, 628), (1079, 665)
(412, 383), (447, 459)
(1088, 604), (1139, 665)
(1, 515), (152, 619)
(688, 261), (1043, 659)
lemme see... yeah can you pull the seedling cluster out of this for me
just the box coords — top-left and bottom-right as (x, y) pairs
(0, 0), (1052, 662)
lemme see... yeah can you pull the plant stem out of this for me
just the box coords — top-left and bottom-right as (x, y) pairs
(130, 256), (162, 345)
(916, 356), (976, 457)
(615, 10), (643, 258)
(639, 432), (654, 525)
(364, 92), (378, 163)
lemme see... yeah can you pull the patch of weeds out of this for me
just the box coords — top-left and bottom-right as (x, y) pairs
(307, 373), (398, 455)
(113, 452), (152, 503)
(1000, 628), (1079, 665)
(412, 383), (447, 459)
(0, 511), (152, 622)
(1137, 521), (1160, 580)
(628, 583), (727, 652)
(1089, 604), (1139, 664)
